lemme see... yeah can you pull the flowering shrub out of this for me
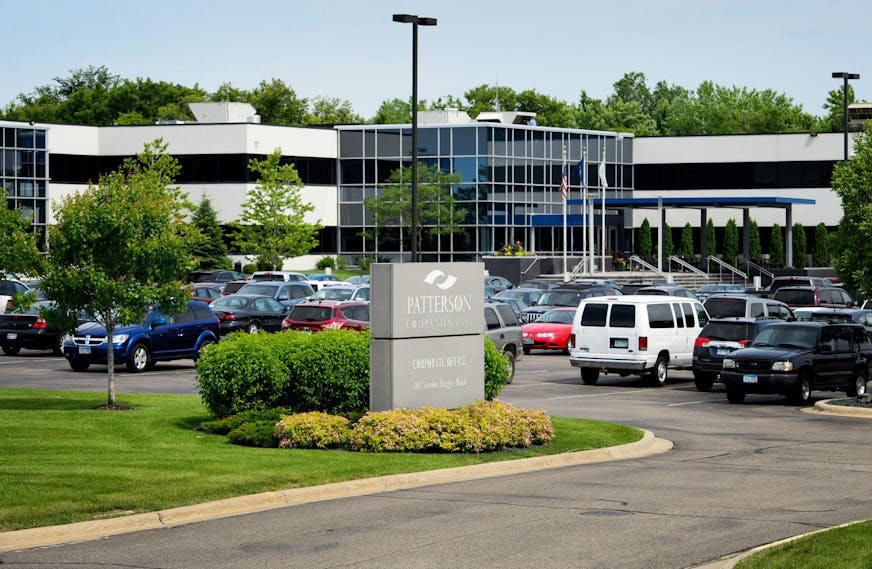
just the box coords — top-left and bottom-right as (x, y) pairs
(348, 400), (554, 453)
(275, 411), (350, 449)
(494, 241), (532, 256)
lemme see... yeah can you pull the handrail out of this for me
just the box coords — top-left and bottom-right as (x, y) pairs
(667, 256), (709, 279)
(736, 256), (774, 284)
(628, 255), (666, 277)
(521, 256), (541, 276)
(706, 256), (747, 283)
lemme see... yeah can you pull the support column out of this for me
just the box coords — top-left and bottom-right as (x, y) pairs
(785, 207), (794, 269)
(658, 196), (665, 272)
(700, 209), (709, 267)
(742, 208), (750, 262)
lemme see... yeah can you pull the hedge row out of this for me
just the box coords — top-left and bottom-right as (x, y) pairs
(195, 330), (509, 418)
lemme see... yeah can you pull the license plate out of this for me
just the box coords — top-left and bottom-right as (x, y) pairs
(299, 329), (312, 335)
(523, 338), (534, 345)
(743, 374), (757, 384)
(6, 332), (16, 340)
(717, 348), (730, 356)
(612, 338), (628, 348)
(79, 346), (91, 355)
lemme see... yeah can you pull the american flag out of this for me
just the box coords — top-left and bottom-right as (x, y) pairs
(559, 164), (568, 200)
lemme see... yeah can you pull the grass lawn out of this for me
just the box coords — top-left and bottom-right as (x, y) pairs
(298, 268), (366, 281)
(0, 388), (641, 532)
(735, 520), (872, 569)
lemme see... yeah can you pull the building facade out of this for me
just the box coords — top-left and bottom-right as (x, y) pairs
(0, 105), (848, 270)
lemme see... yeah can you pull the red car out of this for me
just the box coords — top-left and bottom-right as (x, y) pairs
(188, 283), (224, 304)
(281, 301), (369, 332)
(522, 307), (576, 354)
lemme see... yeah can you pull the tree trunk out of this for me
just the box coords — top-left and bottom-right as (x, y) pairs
(106, 320), (116, 406)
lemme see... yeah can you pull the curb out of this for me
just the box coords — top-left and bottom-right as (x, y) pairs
(0, 430), (671, 553)
(802, 398), (872, 418)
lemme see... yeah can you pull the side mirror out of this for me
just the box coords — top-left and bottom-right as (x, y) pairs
(152, 317), (167, 327)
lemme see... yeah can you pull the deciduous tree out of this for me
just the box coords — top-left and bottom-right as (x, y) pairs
(0, 190), (45, 277)
(232, 149), (321, 270)
(41, 139), (193, 406)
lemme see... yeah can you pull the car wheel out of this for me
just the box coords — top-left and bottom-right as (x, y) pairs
(502, 349), (515, 384)
(194, 337), (215, 362)
(648, 355), (668, 387)
(523, 347), (530, 355)
(52, 335), (65, 356)
(247, 321), (260, 334)
(1, 343), (21, 356)
(126, 343), (151, 373)
(580, 368), (599, 385)
(726, 389), (745, 404)
(846, 370), (867, 398)
(789, 374), (813, 405)
(693, 371), (715, 392)
(69, 359), (90, 372)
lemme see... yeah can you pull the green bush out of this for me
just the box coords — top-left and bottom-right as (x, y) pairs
(483, 336), (509, 400)
(242, 263), (257, 275)
(228, 421), (282, 447)
(285, 329), (370, 415)
(195, 333), (291, 417)
(315, 256), (336, 270)
(199, 407), (294, 435)
(355, 256), (374, 272)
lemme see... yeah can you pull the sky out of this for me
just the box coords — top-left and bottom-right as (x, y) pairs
(2, 0), (868, 120)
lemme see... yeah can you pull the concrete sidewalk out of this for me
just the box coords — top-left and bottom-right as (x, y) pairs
(0, 430), (672, 553)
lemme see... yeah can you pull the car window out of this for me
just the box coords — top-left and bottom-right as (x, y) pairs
(647, 304), (675, 329)
(495, 304), (519, 326)
(609, 304), (635, 327)
(750, 302), (765, 318)
(340, 307), (356, 320)
(695, 303), (709, 326)
(174, 306), (196, 324)
(671, 303), (685, 328)
(352, 305), (369, 321)
(682, 303), (695, 327)
(704, 298), (747, 318)
(275, 286), (291, 301)
(581, 303), (608, 327)
(289, 305), (334, 321)
(355, 287), (370, 301)
(191, 303), (214, 321)
(484, 307), (501, 330)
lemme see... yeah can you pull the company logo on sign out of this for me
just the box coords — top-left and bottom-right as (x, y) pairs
(423, 270), (457, 290)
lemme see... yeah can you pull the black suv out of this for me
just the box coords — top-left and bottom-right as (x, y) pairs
(518, 285), (621, 323)
(720, 322), (871, 405)
(692, 317), (780, 392)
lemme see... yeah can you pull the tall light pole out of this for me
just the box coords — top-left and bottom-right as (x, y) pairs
(832, 72), (860, 161)
(393, 13), (437, 262)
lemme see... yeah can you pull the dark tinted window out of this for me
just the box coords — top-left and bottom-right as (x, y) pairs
(496, 304), (519, 326)
(174, 306), (196, 323)
(647, 304), (674, 329)
(682, 303), (695, 327)
(774, 289), (815, 305)
(191, 303), (215, 321)
(485, 307), (500, 330)
(701, 321), (756, 341)
(289, 306), (334, 322)
(581, 303), (608, 327)
(672, 303), (685, 328)
(704, 298), (748, 317)
(609, 304), (635, 327)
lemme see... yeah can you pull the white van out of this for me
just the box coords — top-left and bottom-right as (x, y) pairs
(568, 295), (709, 386)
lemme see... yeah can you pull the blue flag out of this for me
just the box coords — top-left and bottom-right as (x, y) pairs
(577, 158), (585, 186)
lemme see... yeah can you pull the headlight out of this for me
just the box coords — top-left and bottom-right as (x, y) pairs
(722, 358), (737, 369)
(772, 361), (794, 372)
(112, 334), (129, 344)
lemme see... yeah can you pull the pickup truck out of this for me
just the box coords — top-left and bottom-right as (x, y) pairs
(483, 301), (524, 384)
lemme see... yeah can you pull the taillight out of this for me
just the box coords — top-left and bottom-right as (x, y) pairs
(222, 313), (234, 321)
(639, 336), (648, 351)
(32, 317), (48, 329)
(568, 333), (575, 348)
(738, 339), (747, 347)
(694, 337), (710, 348)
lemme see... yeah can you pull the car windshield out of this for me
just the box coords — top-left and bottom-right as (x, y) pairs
(536, 310), (575, 324)
(288, 306), (335, 322)
(537, 291), (582, 307)
(701, 322), (756, 342)
(237, 284), (277, 296)
(704, 298), (747, 317)
(752, 326), (818, 349)
(311, 288), (354, 300)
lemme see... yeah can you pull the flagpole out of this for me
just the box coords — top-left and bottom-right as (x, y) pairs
(600, 146), (607, 274)
(562, 145), (568, 282)
(581, 148), (587, 274)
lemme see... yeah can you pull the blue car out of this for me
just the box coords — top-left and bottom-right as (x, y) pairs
(63, 300), (220, 372)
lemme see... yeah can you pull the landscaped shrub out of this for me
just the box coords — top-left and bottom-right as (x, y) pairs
(275, 411), (351, 449)
(483, 336), (509, 400)
(315, 256), (337, 270)
(348, 400), (554, 453)
(284, 329), (370, 415)
(199, 407), (295, 435)
(242, 263), (257, 275)
(195, 333), (291, 417)
(228, 421), (282, 448)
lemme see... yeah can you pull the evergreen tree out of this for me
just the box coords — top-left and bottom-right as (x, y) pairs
(678, 222), (695, 262)
(191, 195), (230, 269)
(792, 223), (807, 269)
(748, 219), (762, 262)
(723, 219), (739, 265)
(638, 218), (653, 261)
(706, 218), (717, 256)
(769, 224), (785, 268)
(663, 222), (674, 258)
(813, 223), (831, 267)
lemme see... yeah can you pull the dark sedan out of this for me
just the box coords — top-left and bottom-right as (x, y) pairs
(209, 294), (290, 335)
(0, 301), (78, 356)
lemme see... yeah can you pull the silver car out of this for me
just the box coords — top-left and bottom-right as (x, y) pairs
(484, 301), (524, 384)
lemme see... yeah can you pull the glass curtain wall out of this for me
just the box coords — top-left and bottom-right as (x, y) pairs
(336, 124), (632, 262)
(1, 124), (49, 246)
